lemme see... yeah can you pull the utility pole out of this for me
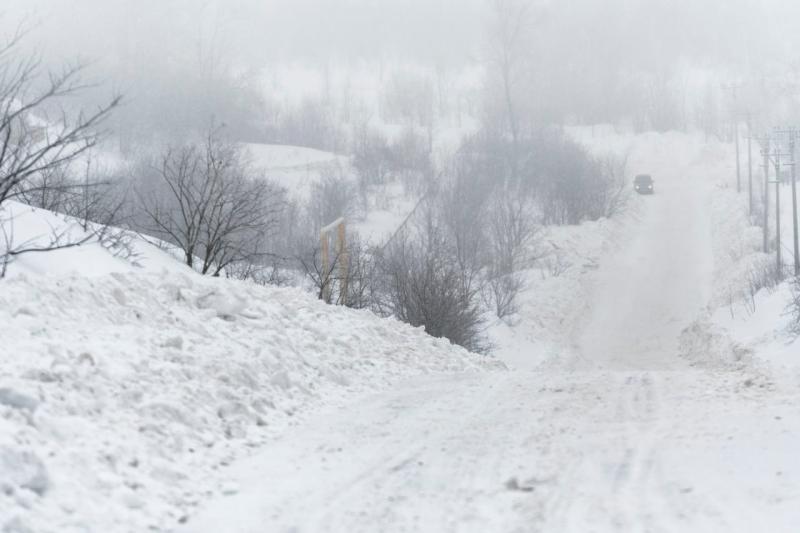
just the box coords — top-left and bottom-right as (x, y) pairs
(762, 138), (770, 253)
(773, 146), (782, 276)
(792, 137), (800, 275)
(770, 127), (800, 276)
(723, 82), (744, 193)
(735, 120), (741, 193)
(747, 114), (754, 216)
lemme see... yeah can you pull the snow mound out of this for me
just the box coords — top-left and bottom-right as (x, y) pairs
(244, 143), (346, 170)
(1, 201), (189, 279)
(0, 271), (495, 532)
(244, 143), (352, 201)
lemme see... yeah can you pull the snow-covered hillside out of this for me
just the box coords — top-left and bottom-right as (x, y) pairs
(0, 205), (496, 533)
(244, 143), (350, 201)
(0, 201), (187, 279)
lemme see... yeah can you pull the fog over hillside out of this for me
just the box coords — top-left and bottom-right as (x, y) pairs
(3, 2), (800, 532)
(5, 0), (800, 139)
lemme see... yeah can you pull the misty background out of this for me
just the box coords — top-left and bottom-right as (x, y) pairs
(5, 0), (800, 147)
(4, 0), (800, 350)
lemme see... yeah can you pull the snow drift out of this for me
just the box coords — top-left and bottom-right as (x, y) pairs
(0, 205), (495, 532)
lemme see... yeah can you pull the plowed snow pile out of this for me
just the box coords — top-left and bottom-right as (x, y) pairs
(0, 271), (493, 532)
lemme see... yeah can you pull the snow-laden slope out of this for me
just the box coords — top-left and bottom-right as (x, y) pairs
(0, 197), (497, 532)
(244, 143), (350, 201)
(0, 271), (494, 532)
(1, 201), (187, 278)
(705, 156), (800, 370)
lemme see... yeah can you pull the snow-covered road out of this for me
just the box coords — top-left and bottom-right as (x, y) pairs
(183, 150), (800, 532)
(185, 369), (799, 533)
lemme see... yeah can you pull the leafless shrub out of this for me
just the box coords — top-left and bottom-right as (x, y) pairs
(0, 31), (120, 209)
(269, 98), (342, 152)
(226, 259), (294, 287)
(340, 235), (380, 310)
(298, 232), (379, 309)
(596, 151), (630, 218)
(483, 272), (525, 323)
(488, 184), (541, 273)
(393, 127), (434, 197)
(531, 131), (611, 225)
(353, 128), (394, 198)
(381, 70), (435, 129)
(379, 215), (487, 353)
(134, 127), (285, 276)
(747, 256), (783, 295)
(741, 256), (784, 314)
(482, 184), (541, 321)
(308, 171), (357, 235)
(788, 276), (800, 336)
(16, 163), (75, 212)
(298, 245), (338, 302)
(0, 28), (120, 274)
(540, 251), (571, 278)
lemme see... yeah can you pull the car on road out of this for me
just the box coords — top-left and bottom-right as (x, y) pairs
(634, 174), (654, 194)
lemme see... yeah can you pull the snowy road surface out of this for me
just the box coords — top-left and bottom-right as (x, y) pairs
(183, 161), (800, 531)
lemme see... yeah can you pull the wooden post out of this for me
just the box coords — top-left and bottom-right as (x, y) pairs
(320, 230), (331, 303)
(337, 221), (348, 306)
(320, 217), (346, 305)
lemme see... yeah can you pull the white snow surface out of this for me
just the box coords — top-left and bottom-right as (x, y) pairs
(244, 143), (350, 202)
(4, 127), (800, 532)
(706, 153), (800, 370)
(1, 201), (188, 279)
(0, 271), (493, 532)
(181, 128), (800, 533)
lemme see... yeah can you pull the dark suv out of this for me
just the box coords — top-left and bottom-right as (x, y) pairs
(634, 174), (654, 194)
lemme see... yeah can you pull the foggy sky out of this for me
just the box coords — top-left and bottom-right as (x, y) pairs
(5, 0), (800, 139)
(5, 0), (800, 73)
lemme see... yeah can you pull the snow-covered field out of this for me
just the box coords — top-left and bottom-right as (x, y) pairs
(4, 128), (800, 532)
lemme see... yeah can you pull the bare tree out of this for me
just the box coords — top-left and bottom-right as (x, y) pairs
(15, 161), (75, 212)
(308, 171), (357, 235)
(380, 212), (487, 353)
(486, 0), (534, 148)
(596, 151), (630, 219)
(136, 127), (285, 276)
(0, 29), (120, 208)
(0, 26), (120, 274)
(299, 233), (378, 309)
(484, 184), (541, 320)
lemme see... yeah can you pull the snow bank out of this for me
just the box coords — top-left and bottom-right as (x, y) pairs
(0, 197), (497, 531)
(489, 216), (623, 369)
(1, 201), (188, 279)
(701, 141), (800, 370)
(0, 272), (493, 532)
